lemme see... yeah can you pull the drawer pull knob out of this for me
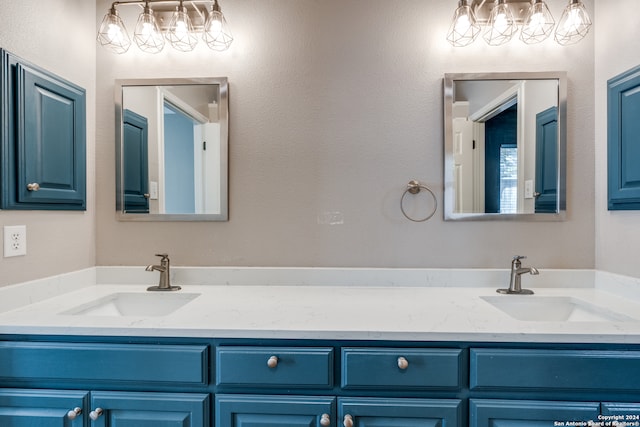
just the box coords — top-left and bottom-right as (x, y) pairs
(267, 355), (279, 368)
(27, 183), (40, 191)
(320, 413), (331, 426)
(397, 356), (409, 370)
(67, 407), (82, 420)
(89, 408), (103, 420)
(343, 414), (354, 427)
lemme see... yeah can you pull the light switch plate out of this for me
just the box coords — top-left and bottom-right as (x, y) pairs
(4, 225), (27, 257)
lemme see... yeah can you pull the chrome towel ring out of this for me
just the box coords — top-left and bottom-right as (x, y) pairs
(400, 180), (437, 222)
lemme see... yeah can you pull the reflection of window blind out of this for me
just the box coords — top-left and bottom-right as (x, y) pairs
(499, 146), (518, 214)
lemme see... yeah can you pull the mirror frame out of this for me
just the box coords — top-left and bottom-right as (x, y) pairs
(443, 71), (567, 221)
(115, 77), (229, 221)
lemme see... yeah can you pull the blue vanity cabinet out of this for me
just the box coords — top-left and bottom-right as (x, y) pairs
(90, 391), (210, 427)
(0, 49), (86, 210)
(469, 399), (600, 427)
(215, 345), (464, 427)
(339, 397), (462, 426)
(0, 388), (88, 427)
(0, 340), (211, 426)
(216, 394), (335, 427)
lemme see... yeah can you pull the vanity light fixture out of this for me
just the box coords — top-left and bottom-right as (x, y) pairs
(446, 0), (482, 47)
(97, 6), (132, 53)
(133, 2), (165, 53)
(446, 0), (592, 47)
(520, 0), (555, 44)
(554, 0), (592, 45)
(483, 0), (517, 46)
(97, 0), (233, 54)
(165, 0), (198, 52)
(203, 0), (234, 51)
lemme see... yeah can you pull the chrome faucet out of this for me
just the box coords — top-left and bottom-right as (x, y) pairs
(497, 255), (538, 295)
(146, 253), (181, 291)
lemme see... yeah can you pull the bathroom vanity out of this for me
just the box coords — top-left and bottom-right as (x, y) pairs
(1, 267), (640, 426)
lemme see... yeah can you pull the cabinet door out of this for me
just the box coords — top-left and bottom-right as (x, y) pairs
(0, 388), (88, 427)
(216, 394), (335, 427)
(470, 399), (600, 427)
(602, 402), (640, 417)
(608, 64), (640, 210)
(339, 397), (462, 427)
(0, 49), (86, 210)
(90, 391), (209, 427)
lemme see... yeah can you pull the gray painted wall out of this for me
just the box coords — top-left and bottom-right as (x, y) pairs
(96, 0), (596, 270)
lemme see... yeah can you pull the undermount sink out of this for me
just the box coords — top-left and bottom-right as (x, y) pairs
(482, 295), (634, 322)
(62, 292), (201, 317)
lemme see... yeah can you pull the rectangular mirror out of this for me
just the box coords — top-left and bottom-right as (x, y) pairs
(115, 77), (228, 221)
(443, 72), (566, 221)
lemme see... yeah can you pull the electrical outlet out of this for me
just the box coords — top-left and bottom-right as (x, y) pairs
(4, 225), (27, 257)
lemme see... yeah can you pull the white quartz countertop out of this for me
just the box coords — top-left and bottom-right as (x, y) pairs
(2, 267), (640, 343)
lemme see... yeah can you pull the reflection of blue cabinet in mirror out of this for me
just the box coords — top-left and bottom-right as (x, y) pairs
(608, 65), (640, 210)
(123, 109), (150, 214)
(535, 106), (558, 213)
(0, 49), (86, 210)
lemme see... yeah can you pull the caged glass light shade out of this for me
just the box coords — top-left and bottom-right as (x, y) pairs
(203, 0), (234, 51)
(483, 0), (517, 46)
(133, 4), (165, 53)
(554, 0), (592, 46)
(446, 0), (481, 47)
(97, 6), (131, 54)
(520, 0), (555, 44)
(166, 3), (199, 52)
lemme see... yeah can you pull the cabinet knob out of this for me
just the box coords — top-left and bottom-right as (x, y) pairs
(89, 408), (103, 420)
(67, 407), (82, 420)
(26, 183), (40, 191)
(397, 356), (409, 370)
(343, 414), (354, 427)
(320, 413), (331, 426)
(143, 193), (150, 198)
(267, 355), (278, 368)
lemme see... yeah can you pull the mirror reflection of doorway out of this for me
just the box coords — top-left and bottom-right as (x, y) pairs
(164, 103), (196, 214)
(484, 104), (518, 214)
(123, 109), (150, 213)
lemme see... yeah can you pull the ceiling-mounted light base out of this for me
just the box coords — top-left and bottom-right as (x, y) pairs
(470, 0), (535, 25)
(141, 2), (210, 31)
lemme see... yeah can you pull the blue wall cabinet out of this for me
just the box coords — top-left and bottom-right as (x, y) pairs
(216, 394), (335, 427)
(90, 391), (209, 427)
(608, 64), (640, 210)
(0, 389), (88, 427)
(470, 399), (600, 427)
(339, 397), (462, 427)
(1, 49), (86, 210)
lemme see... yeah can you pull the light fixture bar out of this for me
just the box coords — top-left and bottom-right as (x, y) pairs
(99, 0), (233, 53)
(446, 0), (592, 47)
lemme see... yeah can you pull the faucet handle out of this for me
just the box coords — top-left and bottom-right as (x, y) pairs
(513, 255), (527, 261)
(155, 253), (169, 260)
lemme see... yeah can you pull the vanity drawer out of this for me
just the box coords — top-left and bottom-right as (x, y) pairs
(216, 346), (334, 388)
(341, 347), (464, 390)
(470, 348), (640, 392)
(0, 341), (209, 386)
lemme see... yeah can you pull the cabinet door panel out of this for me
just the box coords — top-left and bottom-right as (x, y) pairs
(215, 394), (335, 427)
(16, 63), (86, 208)
(0, 389), (87, 427)
(470, 399), (600, 427)
(602, 402), (640, 416)
(339, 397), (461, 427)
(90, 391), (209, 427)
